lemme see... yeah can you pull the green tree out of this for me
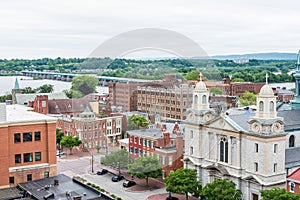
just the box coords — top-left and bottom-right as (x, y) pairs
(185, 70), (199, 80)
(0, 94), (12, 102)
(261, 187), (300, 200)
(71, 75), (99, 97)
(129, 114), (150, 129)
(101, 149), (129, 174)
(201, 178), (242, 200)
(56, 128), (64, 145)
(165, 168), (202, 200)
(232, 78), (245, 82)
(63, 89), (83, 98)
(128, 156), (162, 186)
(209, 87), (223, 95)
(238, 91), (257, 106)
(60, 135), (82, 155)
(22, 86), (37, 94)
(37, 84), (54, 93)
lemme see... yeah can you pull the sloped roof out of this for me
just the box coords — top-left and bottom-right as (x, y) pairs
(15, 92), (67, 105)
(286, 147), (300, 170)
(48, 98), (91, 114)
(288, 166), (300, 181)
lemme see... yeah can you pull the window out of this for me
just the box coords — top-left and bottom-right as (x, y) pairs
(23, 132), (32, 142)
(162, 156), (166, 165)
(259, 101), (264, 111)
(129, 147), (133, 154)
(202, 95), (207, 104)
(9, 177), (14, 184)
(289, 135), (295, 148)
(273, 163), (277, 172)
(44, 172), (49, 178)
(15, 154), (21, 164)
(220, 137), (228, 163)
(190, 146), (194, 155)
(24, 153), (33, 162)
(190, 130), (193, 139)
(35, 152), (41, 161)
(168, 156), (173, 166)
(14, 133), (21, 143)
(270, 101), (274, 111)
(274, 144), (278, 153)
(255, 143), (258, 153)
(27, 174), (32, 181)
(290, 182), (295, 193)
(254, 162), (258, 172)
(194, 95), (198, 107)
(34, 131), (41, 141)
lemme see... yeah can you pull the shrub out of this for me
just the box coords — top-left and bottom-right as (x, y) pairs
(87, 182), (91, 185)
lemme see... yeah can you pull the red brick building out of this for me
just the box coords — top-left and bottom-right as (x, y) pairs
(0, 104), (57, 188)
(287, 167), (300, 194)
(127, 123), (183, 177)
(57, 107), (122, 149)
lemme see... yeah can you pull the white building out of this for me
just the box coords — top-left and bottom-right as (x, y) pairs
(184, 73), (286, 200)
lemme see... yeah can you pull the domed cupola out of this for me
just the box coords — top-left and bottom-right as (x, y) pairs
(192, 72), (210, 110)
(256, 73), (277, 119)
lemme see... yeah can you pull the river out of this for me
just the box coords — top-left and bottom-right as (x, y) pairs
(0, 76), (108, 96)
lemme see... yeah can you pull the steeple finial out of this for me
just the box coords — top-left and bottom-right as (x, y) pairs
(265, 73), (269, 85)
(199, 72), (203, 82)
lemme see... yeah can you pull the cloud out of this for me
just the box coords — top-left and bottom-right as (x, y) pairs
(0, 0), (299, 58)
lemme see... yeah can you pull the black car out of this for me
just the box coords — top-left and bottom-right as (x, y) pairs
(122, 180), (136, 187)
(111, 175), (124, 182)
(96, 168), (108, 175)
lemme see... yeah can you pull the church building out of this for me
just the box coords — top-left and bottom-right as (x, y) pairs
(184, 73), (286, 200)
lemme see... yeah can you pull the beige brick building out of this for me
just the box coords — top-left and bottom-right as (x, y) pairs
(137, 83), (193, 120)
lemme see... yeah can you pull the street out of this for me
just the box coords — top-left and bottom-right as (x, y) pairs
(57, 154), (166, 200)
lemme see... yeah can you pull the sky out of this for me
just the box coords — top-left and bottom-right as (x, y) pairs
(0, 0), (300, 59)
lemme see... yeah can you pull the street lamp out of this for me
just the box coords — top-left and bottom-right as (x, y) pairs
(90, 155), (94, 173)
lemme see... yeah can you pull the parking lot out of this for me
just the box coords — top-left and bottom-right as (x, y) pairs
(81, 172), (166, 200)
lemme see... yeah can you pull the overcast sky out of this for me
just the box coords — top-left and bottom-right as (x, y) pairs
(1, 0), (300, 59)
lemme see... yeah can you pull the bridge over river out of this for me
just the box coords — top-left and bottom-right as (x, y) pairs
(21, 71), (152, 86)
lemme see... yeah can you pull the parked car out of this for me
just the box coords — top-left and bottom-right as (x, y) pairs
(56, 150), (64, 156)
(111, 175), (124, 182)
(122, 180), (136, 187)
(96, 168), (108, 175)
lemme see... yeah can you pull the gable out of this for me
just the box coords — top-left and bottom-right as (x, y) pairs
(205, 116), (245, 133)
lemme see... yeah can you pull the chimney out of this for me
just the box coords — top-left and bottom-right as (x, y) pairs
(163, 132), (170, 146)
(0, 103), (6, 121)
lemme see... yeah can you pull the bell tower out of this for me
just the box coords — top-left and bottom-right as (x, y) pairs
(192, 73), (210, 110)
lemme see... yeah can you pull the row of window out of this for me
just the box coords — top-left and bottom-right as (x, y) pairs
(15, 152), (41, 164)
(14, 132), (40, 143)
(129, 147), (173, 166)
(254, 143), (278, 153)
(9, 172), (49, 184)
(254, 162), (277, 173)
(130, 137), (154, 148)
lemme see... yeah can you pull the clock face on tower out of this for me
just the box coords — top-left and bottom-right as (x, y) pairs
(188, 113), (195, 122)
(251, 122), (261, 133)
(204, 113), (211, 121)
(272, 122), (282, 133)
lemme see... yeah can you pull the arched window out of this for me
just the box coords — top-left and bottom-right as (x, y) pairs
(289, 135), (295, 148)
(202, 95), (207, 104)
(270, 101), (274, 112)
(220, 137), (228, 163)
(194, 95), (198, 107)
(259, 101), (264, 111)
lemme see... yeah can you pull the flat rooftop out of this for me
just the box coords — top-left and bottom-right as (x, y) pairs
(18, 174), (108, 200)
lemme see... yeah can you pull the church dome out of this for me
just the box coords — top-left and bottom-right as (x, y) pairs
(259, 84), (274, 96)
(195, 81), (207, 91)
(195, 72), (207, 91)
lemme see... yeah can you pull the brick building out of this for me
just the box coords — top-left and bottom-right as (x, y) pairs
(273, 87), (295, 103)
(199, 77), (265, 96)
(127, 123), (184, 177)
(57, 107), (122, 149)
(137, 83), (193, 120)
(0, 104), (57, 188)
(108, 82), (143, 112)
(287, 167), (300, 194)
(28, 95), (99, 117)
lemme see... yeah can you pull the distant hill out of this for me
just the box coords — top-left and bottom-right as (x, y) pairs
(211, 52), (297, 60)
